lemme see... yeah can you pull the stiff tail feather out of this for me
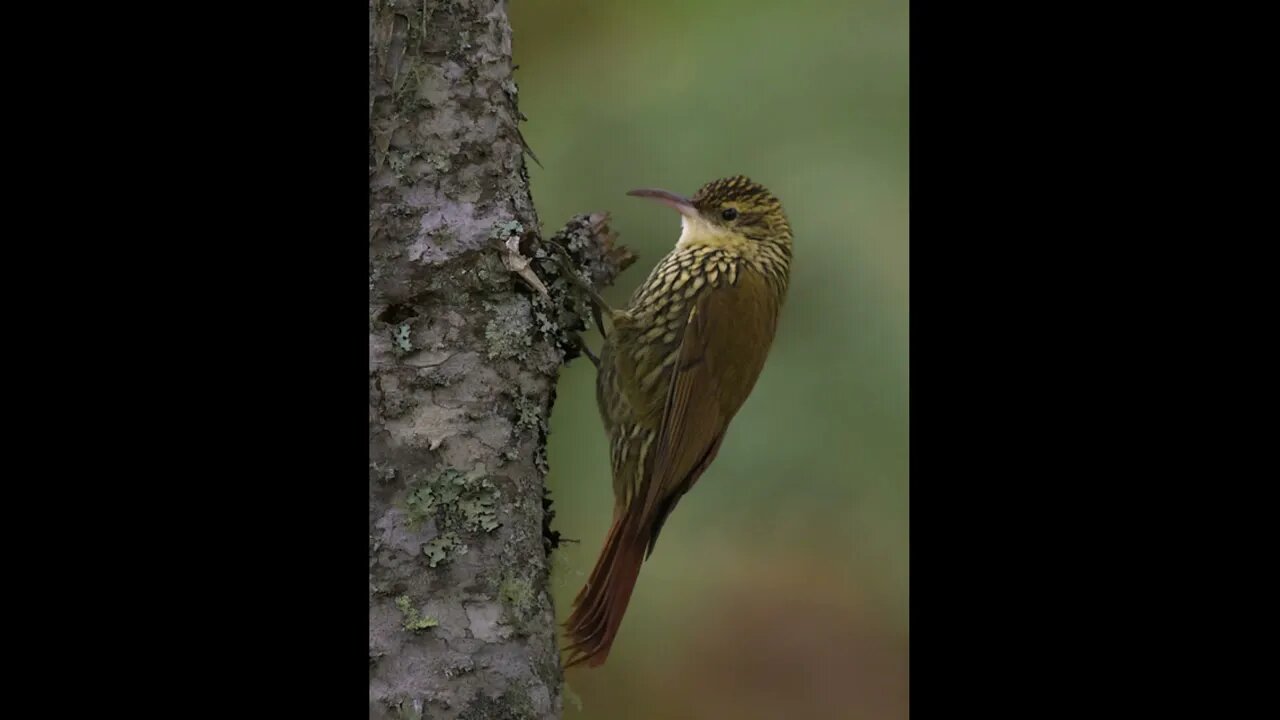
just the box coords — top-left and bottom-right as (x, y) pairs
(563, 511), (648, 668)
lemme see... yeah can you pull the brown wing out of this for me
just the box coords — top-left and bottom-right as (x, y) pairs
(634, 264), (780, 554)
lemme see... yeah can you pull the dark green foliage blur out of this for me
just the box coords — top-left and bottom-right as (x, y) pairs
(511, 1), (907, 717)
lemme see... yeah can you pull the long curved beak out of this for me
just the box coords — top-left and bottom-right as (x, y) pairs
(627, 188), (697, 217)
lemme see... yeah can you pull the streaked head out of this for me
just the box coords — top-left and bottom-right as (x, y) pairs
(627, 175), (792, 252)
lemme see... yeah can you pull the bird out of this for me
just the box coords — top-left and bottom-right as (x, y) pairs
(561, 175), (793, 668)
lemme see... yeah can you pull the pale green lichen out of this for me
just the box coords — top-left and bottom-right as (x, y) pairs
(405, 465), (501, 567)
(406, 466), (499, 532)
(422, 533), (462, 567)
(483, 299), (534, 360)
(512, 393), (546, 437)
(499, 574), (537, 635)
(512, 391), (551, 472)
(489, 219), (524, 241)
(388, 153), (408, 176)
(427, 153), (451, 173)
(395, 595), (439, 632)
(394, 323), (413, 352)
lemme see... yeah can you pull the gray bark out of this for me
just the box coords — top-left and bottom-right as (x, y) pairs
(369, 1), (632, 718)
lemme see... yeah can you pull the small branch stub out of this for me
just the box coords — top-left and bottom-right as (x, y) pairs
(502, 234), (551, 300)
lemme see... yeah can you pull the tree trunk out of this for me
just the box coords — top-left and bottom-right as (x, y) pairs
(369, 1), (631, 718)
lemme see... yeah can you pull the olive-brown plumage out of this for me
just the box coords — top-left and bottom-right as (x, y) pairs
(564, 176), (793, 668)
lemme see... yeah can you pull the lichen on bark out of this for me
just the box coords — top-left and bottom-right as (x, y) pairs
(369, 1), (633, 718)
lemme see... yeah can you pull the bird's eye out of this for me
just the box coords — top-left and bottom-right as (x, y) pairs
(721, 207), (739, 221)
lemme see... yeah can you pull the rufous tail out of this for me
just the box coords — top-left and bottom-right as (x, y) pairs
(563, 511), (647, 668)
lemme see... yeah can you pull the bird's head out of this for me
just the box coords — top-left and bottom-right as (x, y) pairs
(628, 175), (792, 254)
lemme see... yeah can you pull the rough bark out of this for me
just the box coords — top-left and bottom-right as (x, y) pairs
(369, 1), (633, 718)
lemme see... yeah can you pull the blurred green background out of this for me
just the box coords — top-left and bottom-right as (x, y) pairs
(510, 1), (907, 717)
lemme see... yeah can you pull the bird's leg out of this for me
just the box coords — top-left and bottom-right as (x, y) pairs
(546, 241), (614, 338)
(564, 329), (601, 369)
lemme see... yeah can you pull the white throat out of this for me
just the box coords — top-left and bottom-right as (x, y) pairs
(677, 213), (730, 250)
